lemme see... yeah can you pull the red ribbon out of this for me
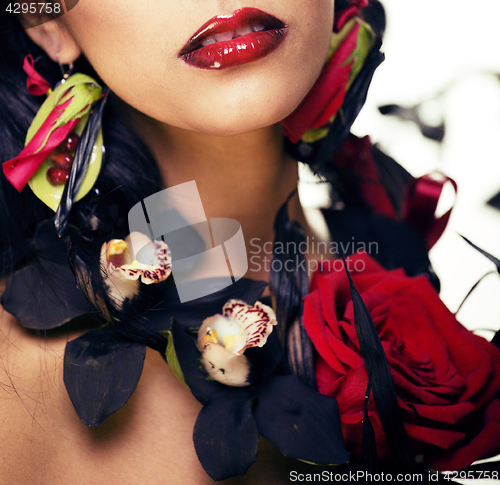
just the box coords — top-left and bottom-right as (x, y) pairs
(402, 173), (457, 249)
(24, 55), (51, 96)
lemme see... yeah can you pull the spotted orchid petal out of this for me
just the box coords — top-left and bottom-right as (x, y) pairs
(198, 300), (277, 387)
(100, 232), (172, 308)
(221, 300), (277, 352)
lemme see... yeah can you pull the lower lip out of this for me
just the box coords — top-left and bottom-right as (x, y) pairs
(179, 28), (288, 70)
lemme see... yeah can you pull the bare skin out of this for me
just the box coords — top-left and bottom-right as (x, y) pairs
(119, 96), (324, 283)
(0, 302), (321, 485)
(0, 192), (332, 485)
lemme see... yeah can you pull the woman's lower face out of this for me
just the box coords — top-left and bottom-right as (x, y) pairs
(59, 0), (335, 135)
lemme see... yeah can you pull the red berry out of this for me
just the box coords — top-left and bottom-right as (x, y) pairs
(47, 167), (69, 185)
(49, 151), (73, 171)
(61, 133), (80, 152)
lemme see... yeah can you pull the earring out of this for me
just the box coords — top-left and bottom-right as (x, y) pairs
(2, 53), (107, 235)
(55, 51), (74, 83)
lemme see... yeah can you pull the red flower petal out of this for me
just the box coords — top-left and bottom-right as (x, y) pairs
(409, 401), (476, 425)
(429, 398), (500, 470)
(404, 422), (465, 450)
(303, 292), (349, 375)
(23, 55), (51, 96)
(2, 98), (80, 192)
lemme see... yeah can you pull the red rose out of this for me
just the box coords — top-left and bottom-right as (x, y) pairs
(303, 252), (500, 470)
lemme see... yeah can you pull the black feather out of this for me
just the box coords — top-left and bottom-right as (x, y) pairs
(342, 255), (415, 469)
(55, 89), (109, 236)
(270, 194), (316, 388)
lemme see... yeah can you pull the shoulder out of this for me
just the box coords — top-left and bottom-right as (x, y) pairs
(0, 296), (199, 483)
(0, 290), (70, 483)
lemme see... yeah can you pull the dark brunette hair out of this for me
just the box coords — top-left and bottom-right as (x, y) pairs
(0, 18), (163, 277)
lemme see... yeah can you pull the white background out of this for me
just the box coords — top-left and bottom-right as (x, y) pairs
(350, 0), (500, 336)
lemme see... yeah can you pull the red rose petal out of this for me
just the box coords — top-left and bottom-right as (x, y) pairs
(408, 401), (476, 425)
(429, 398), (500, 471)
(405, 422), (465, 450)
(303, 292), (362, 374)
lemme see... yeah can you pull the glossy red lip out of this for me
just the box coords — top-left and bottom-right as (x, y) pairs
(178, 8), (288, 70)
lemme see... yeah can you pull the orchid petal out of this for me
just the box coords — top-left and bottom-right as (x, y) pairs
(201, 338), (251, 387)
(223, 300), (277, 351)
(197, 300), (277, 386)
(101, 234), (172, 308)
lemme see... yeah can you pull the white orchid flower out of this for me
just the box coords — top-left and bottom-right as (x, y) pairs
(198, 300), (277, 387)
(100, 232), (172, 309)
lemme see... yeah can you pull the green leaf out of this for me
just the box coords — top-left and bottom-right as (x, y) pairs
(164, 330), (187, 385)
(346, 20), (376, 90)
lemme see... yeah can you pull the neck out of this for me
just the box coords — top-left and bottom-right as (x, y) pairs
(118, 98), (311, 282)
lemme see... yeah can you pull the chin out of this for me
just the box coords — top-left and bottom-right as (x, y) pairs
(186, 115), (280, 137)
(176, 92), (305, 137)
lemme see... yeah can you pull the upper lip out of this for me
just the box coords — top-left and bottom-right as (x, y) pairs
(178, 7), (286, 56)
